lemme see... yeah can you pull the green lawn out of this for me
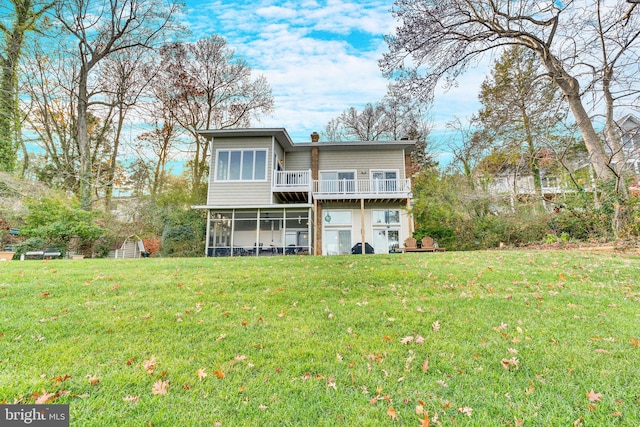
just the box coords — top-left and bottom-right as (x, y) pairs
(1, 250), (639, 426)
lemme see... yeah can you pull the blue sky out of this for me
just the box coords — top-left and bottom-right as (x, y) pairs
(182, 0), (487, 156)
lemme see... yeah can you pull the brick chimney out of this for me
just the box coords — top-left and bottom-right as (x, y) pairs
(311, 132), (319, 142)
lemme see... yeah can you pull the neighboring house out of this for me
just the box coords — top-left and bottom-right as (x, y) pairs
(193, 128), (416, 256)
(480, 151), (592, 211)
(616, 114), (640, 175)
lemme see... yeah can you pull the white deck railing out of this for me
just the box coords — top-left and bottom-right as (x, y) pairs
(272, 170), (312, 188)
(272, 170), (412, 199)
(313, 178), (411, 198)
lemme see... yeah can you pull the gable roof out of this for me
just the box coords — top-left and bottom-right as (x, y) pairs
(197, 128), (417, 152)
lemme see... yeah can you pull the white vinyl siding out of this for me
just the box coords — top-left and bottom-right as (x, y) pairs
(318, 149), (406, 178)
(284, 151), (311, 170)
(208, 137), (272, 206)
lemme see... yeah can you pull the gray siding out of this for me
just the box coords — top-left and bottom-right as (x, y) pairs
(318, 149), (406, 178)
(208, 136), (274, 206)
(284, 151), (311, 170)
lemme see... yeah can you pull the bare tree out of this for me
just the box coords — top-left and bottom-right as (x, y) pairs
(321, 84), (431, 142)
(380, 0), (640, 185)
(134, 104), (181, 196)
(592, 1), (640, 191)
(155, 35), (274, 193)
(98, 47), (156, 209)
(53, 0), (181, 209)
(22, 41), (114, 194)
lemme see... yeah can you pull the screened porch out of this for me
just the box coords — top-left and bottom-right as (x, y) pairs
(206, 208), (314, 257)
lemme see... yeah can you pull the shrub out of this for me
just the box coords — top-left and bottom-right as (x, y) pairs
(21, 197), (105, 253)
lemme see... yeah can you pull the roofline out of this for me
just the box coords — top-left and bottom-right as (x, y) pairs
(197, 128), (295, 149)
(196, 128), (417, 151)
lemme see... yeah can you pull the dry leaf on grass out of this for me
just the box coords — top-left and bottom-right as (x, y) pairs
(586, 389), (603, 402)
(143, 355), (156, 375)
(152, 380), (169, 395)
(387, 406), (398, 420)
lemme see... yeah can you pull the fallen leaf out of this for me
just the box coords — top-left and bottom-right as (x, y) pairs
(419, 414), (430, 427)
(213, 370), (225, 379)
(50, 374), (71, 385)
(143, 355), (156, 375)
(400, 336), (414, 344)
(258, 404), (268, 410)
(123, 395), (140, 402)
(387, 406), (398, 420)
(586, 389), (603, 402)
(421, 357), (429, 373)
(432, 321), (440, 332)
(327, 377), (337, 390)
(87, 374), (100, 385)
(457, 406), (473, 417)
(630, 338), (640, 348)
(494, 322), (508, 331)
(34, 390), (57, 404)
(151, 380), (169, 395)
(196, 368), (207, 380)
(501, 357), (519, 371)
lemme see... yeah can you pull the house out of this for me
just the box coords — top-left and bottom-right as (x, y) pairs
(615, 114), (640, 175)
(193, 128), (416, 256)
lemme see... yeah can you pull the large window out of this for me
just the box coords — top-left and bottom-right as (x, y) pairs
(216, 149), (267, 181)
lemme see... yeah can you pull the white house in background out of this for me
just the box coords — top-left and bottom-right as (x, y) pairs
(193, 128), (417, 256)
(616, 114), (640, 175)
(484, 114), (640, 206)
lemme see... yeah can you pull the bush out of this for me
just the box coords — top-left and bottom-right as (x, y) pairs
(13, 237), (46, 257)
(21, 197), (105, 252)
(161, 209), (205, 257)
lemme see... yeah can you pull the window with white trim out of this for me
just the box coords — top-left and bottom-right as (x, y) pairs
(215, 149), (267, 181)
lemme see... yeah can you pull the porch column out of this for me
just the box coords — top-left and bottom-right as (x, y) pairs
(315, 200), (322, 255)
(406, 198), (414, 236)
(205, 210), (211, 257)
(361, 199), (365, 255)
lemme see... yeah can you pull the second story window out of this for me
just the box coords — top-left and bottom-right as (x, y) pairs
(216, 149), (267, 181)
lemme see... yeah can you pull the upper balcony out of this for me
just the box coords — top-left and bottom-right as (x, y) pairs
(272, 170), (412, 203)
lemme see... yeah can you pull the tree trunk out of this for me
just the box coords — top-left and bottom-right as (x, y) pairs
(105, 106), (124, 210)
(535, 49), (615, 183)
(0, 23), (25, 172)
(77, 65), (92, 210)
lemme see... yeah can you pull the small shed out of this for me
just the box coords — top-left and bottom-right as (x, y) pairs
(114, 235), (147, 259)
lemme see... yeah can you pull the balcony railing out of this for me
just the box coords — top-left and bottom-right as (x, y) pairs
(272, 170), (412, 200)
(273, 170), (312, 189)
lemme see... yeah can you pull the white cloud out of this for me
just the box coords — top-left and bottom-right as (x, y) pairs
(184, 0), (484, 141)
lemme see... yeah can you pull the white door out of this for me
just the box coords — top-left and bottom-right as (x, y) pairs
(324, 230), (352, 255)
(373, 229), (400, 254)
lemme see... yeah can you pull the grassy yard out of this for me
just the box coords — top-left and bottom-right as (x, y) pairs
(0, 250), (639, 426)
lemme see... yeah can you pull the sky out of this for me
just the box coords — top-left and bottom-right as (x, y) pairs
(182, 0), (488, 156)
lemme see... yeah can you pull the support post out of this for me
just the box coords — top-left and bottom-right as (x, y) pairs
(361, 199), (365, 255)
